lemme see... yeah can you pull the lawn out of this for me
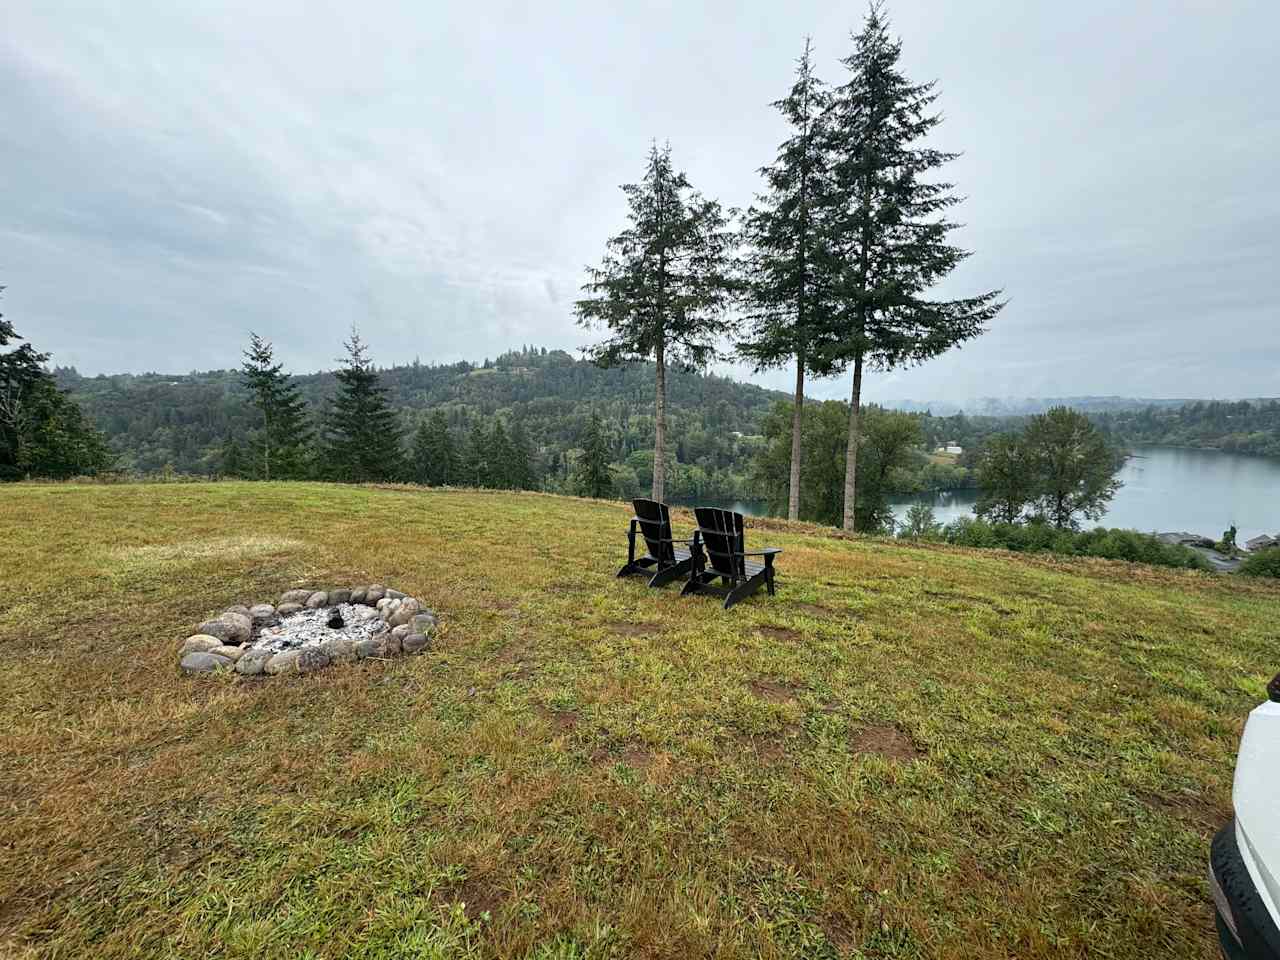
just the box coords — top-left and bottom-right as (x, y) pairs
(1, 481), (1276, 959)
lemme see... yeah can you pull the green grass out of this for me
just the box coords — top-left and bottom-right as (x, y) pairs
(2, 481), (1276, 959)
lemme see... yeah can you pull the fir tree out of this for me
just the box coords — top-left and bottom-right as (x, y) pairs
(738, 38), (838, 521)
(576, 412), (614, 499)
(488, 419), (514, 488)
(410, 410), (457, 486)
(463, 419), (489, 487)
(240, 332), (312, 480)
(819, 5), (1003, 530)
(508, 419), (533, 490)
(576, 142), (737, 502)
(320, 328), (403, 483)
(221, 434), (246, 478)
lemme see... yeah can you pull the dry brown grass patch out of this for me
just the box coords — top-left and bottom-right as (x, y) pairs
(850, 724), (921, 762)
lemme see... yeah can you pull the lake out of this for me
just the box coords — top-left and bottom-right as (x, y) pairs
(888, 446), (1280, 543)
(679, 446), (1280, 543)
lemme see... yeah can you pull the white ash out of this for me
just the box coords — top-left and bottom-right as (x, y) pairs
(245, 603), (388, 655)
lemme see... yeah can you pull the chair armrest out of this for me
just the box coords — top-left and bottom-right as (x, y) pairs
(742, 548), (782, 557)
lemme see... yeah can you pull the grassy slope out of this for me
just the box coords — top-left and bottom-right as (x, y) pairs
(1, 482), (1276, 959)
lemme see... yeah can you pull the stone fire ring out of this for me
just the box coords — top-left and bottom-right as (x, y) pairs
(178, 585), (438, 677)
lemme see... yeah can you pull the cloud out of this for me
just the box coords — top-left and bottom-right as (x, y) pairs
(1, 0), (1277, 401)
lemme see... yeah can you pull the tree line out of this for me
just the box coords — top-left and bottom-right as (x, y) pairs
(576, 5), (1003, 531)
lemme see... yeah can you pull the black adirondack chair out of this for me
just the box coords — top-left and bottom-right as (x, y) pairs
(682, 506), (781, 609)
(618, 498), (696, 588)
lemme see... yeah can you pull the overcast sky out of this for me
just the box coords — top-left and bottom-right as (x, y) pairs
(2, 1), (1277, 404)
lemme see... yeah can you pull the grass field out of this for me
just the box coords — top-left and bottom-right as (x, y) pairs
(2, 482), (1277, 959)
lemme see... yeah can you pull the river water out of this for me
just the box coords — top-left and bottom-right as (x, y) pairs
(679, 446), (1280, 543)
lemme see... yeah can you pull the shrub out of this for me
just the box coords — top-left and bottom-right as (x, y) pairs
(1240, 547), (1280, 578)
(941, 517), (1211, 571)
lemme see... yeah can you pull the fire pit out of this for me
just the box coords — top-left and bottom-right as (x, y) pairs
(178, 584), (438, 676)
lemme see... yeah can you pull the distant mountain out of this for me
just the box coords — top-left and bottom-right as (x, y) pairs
(894, 396), (1222, 416)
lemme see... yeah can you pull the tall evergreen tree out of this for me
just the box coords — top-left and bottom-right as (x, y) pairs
(1, 285), (111, 480)
(738, 38), (838, 521)
(488, 419), (514, 488)
(508, 419), (533, 490)
(576, 142), (737, 502)
(411, 410), (457, 486)
(220, 434), (246, 478)
(819, 5), (1003, 530)
(240, 332), (312, 480)
(320, 328), (403, 483)
(576, 412), (614, 499)
(463, 419), (489, 487)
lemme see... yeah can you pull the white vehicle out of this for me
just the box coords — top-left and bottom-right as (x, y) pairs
(1210, 677), (1280, 958)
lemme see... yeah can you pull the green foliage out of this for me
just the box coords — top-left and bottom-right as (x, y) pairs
(320, 328), (404, 483)
(754, 399), (920, 531)
(975, 408), (1123, 530)
(575, 143), (737, 500)
(576, 412), (614, 499)
(1094, 399), (1280, 457)
(0, 285), (112, 480)
(898, 503), (942, 541)
(239, 332), (313, 480)
(943, 518), (1211, 571)
(410, 411), (457, 486)
(817, 5), (1003, 528)
(1240, 547), (1280, 578)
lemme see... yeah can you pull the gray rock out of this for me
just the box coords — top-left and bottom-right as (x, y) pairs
(225, 605), (252, 619)
(402, 633), (429, 654)
(387, 598), (419, 628)
(355, 605), (382, 622)
(365, 585), (386, 604)
(249, 603), (276, 624)
(386, 589), (406, 600)
(350, 588), (368, 604)
(181, 652), (233, 673)
(280, 589), (313, 605)
(209, 644), (245, 662)
(354, 638), (382, 659)
(236, 649), (272, 675)
(265, 650), (301, 675)
(277, 602), (303, 617)
(412, 613), (438, 634)
(220, 612), (253, 644)
(305, 591), (328, 609)
(321, 639), (357, 664)
(381, 635), (402, 657)
(328, 589), (352, 605)
(390, 624), (412, 641)
(180, 634), (223, 656)
(297, 647), (331, 672)
(376, 596), (395, 613)
(196, 620), (237, 644)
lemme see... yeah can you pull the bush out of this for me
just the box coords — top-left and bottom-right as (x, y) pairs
(941, 517), (1211, 571)
(1240, 547), (1280, 578)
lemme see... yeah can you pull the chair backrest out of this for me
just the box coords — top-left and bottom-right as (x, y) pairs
(633, 498), (676, 565)
(694, 507), (745, 577)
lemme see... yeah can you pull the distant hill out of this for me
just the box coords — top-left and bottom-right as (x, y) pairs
(54, 348), (789, 491)
(893, 396), (1212, 416)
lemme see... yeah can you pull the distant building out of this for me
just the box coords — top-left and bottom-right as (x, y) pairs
(935, 443), (963, 455)
(1245, 534), (1279, 552)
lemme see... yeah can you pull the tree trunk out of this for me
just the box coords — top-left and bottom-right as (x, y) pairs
(841, 353), (864, 532)
(652, 341), (666, 502)
(788, 355), (805, 521)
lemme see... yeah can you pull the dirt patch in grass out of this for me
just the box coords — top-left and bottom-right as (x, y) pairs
(850, 724), (921, 762)
(750, 679), (801, 703)
(821, 910), (858, 953)
(735, 723), (801, 763)
(441, 875), (505, 921)
(756, 625), (802, 643)
(1137, 789), (1223, 832)
(604, 620), (661, 637)
(621, 744), (652, 768)
(537, 707), (578, 734)
(792, 602), (836, 619)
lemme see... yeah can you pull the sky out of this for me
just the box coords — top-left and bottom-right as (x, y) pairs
(2, 0), (1278, 406)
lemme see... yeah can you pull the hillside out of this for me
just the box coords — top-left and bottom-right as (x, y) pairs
(4, 482), (1275, 958)
(55, 348), (788, 492)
